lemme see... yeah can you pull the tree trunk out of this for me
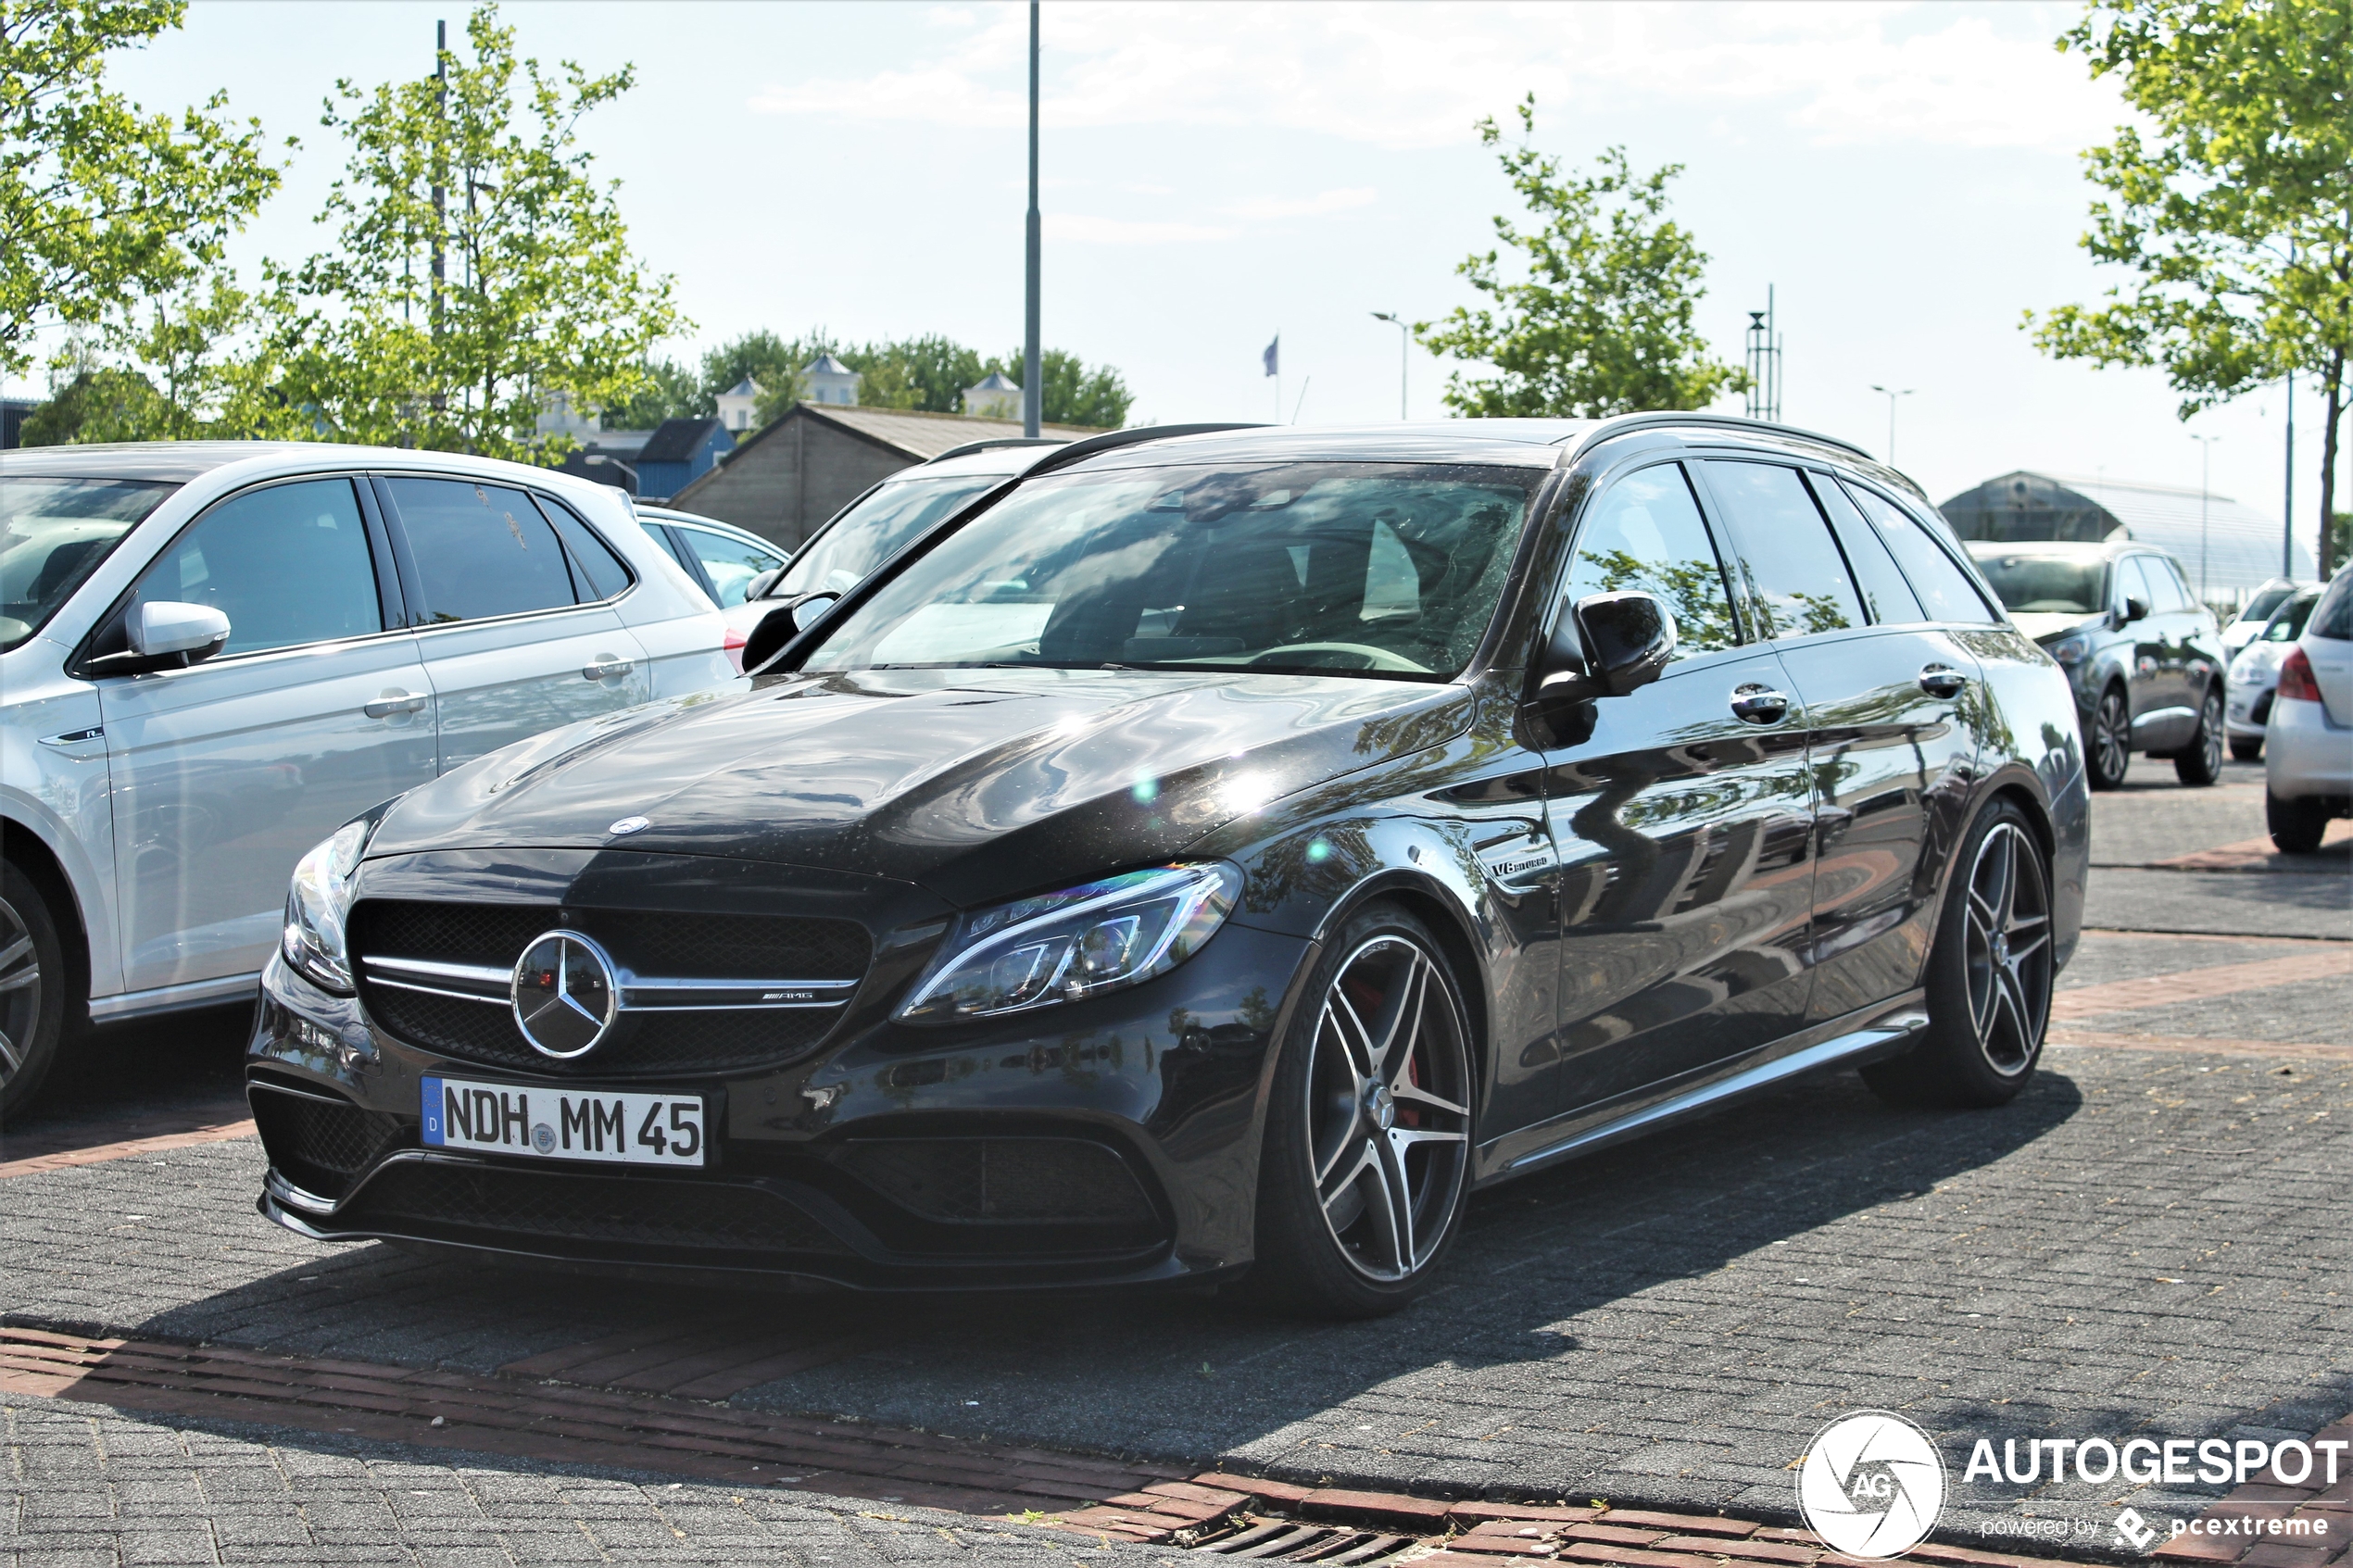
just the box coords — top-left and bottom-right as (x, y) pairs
(2321, 345), (2346, 580)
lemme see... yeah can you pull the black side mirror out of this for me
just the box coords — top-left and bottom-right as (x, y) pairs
(739, 591), (841, 675)
(1538, 591), (1678, 701)
(2120, 596), (2150, 625)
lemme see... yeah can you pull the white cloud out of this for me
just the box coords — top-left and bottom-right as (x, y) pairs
(1045, 213), (1238, 245)
(749, 2), (2123, 154)
(1224, 187), (1378, 220)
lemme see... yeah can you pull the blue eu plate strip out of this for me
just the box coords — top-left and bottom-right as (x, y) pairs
(421, 1076), (445, 1146)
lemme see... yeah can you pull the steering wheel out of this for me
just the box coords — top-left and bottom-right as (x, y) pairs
(1244, 642), (1430, 673)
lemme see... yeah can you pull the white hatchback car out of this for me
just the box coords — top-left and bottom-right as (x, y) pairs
(2265, 570), (2352, 853)
(0, 442), (738, 1111)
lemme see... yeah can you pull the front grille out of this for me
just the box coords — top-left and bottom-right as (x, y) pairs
(250, 1087), (405, 1200)
(837, 1137), (1156, 1224)
(342, 1161), (851, 1257)
(349, 900), (871, 1078)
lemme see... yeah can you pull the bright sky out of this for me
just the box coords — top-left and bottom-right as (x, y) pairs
(32, 0), (2342, 559)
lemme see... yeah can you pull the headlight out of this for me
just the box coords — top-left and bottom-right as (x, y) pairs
(2048, 633), (2090, 666)
(897, 862), (1241, 1023)
(282, 815), (375, 993)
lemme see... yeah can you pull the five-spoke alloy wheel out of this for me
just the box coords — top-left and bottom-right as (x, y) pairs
(0, 867), (70, 1119)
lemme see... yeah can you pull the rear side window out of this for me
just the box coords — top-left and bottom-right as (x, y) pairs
(385, 477), (578, 623)
(129, 478), (382, 657)
(1563, 463), (1741, 659)
(675, 523), (783, 608)
(535, 496), (633, 601)
(2311, 576), (2353, 642)
(1700, 460), (1864, 639)
(1807, 472), (1923, 625)
(2151, 558), (2196, 612)
(1840, 481), (1999, 624)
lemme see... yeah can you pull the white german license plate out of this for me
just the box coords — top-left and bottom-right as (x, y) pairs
(421, 1075), (706, 1168)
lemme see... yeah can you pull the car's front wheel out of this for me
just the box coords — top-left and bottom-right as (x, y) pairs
(1248, 903), (1474, 1319)
(2174, 684), (2225, 786)
(1862, 800), (2054, 1109)
(2085, 685), (2132, 790)
(0, 865), (73, 1119)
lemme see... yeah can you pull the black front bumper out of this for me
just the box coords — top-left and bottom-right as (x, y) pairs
(246, 911), (1310, 1292)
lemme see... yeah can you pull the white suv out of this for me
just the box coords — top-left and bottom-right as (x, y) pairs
(2265, 570), (2352, 853)
(0, 442), (737, 1112)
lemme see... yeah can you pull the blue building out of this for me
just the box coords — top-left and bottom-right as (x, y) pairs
(633, 418), (735, 501)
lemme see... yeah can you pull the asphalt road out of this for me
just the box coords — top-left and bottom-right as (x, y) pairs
(4, 756), (2347, 1566)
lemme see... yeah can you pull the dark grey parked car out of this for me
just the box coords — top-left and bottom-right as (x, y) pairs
(1966, 539), (2227, 789)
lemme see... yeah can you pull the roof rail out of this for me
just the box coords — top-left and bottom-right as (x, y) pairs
(1026, 422), (1269, 478)
(925, 436), (1065, 464)
(1571, 410), (1875, 463)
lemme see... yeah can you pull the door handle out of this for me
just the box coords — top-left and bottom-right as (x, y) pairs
(1730, 684), (1791, 723)
(362, 690), (430, 719)
(582, 656), (635, 682)
(1919, 664), (1969, 698)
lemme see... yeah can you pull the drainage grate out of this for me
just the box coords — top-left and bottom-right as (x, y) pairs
(1185, 1515), (1415, 1562)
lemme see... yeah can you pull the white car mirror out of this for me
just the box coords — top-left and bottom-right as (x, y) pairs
(130, 600), (232, 659)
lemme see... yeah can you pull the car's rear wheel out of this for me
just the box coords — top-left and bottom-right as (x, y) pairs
(2229, 737), (2263, 762)
(2174, 684), (2225, 786)
(0, 866), (72, 1119)
(2268, 790), (2332, 854)
(2085, 686), (2131, 790)
(1247, 904), (1473, 1319)
(1861, 801), (2053, 1110)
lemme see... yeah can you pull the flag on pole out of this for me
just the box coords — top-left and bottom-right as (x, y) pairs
(1263, 334), (1279, 377)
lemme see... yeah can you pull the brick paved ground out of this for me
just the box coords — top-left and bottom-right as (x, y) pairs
(3, 759), (2347, 1565)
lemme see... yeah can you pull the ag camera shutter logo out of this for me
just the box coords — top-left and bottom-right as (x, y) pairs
(1797, 1411), (1947, 1560)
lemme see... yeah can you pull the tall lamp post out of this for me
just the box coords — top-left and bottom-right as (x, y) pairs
(1870, 384), (1914, 464)
(1371, 312), (1408, 420)
(1022, 0), (1041, 439)
(2189, 433), (2221, 606)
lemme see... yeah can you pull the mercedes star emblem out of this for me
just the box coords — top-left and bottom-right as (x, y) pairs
(511, 930), (620, 1060)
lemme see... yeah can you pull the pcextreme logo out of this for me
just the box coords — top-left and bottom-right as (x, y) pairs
(1796, 1411), (1949, 1561)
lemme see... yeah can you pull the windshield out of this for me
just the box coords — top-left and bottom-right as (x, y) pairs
(0, 476), (181, 652)
(770, 474), (1003, 600)
(1973, 553), (2108, 615)
(2263, 590), (2322, 643)
(803, 460), (1538, 681)
(2235, 584), (2295, 625)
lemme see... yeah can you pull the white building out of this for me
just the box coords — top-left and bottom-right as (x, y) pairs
(963, 371), (1022, 420)
(715, 378), (762, 433)
(802, 355), (862, 408)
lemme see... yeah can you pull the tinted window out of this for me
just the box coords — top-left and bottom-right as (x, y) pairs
(130, 478), (381, 657)
(1808, 472), (1923, 624)
(535, 497), (632, 601)
(1563, 463), (1740, 659)
(0, 476), (179, 653)
(387, 477), (577, 623)
(1701, 460), (1863, 638)
(1972, 553), (2107, 615)
(805, 461), (1536, 681)
(2311, 575), (2353, 642)
(2263, 591), (2321, 643)
(775, 475), (1000, 598)
(1841, 482), (1999, 624)
(2237, 584), (2294, 625)
(676, 523), (782, 608)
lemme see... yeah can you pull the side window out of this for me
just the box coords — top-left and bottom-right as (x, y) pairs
(1807, 472), (1923, 625)
(129, 478), (382, 657)
(2116, 556), (2157, 613)
(1699, 460), (1864, 639)
(384, 477), (578, 623)
(676, 524), (782, 608)
(2153, 558), (2196, 612)
(1840, 481), (1999, 625)
(1563, 462), (1741, 659)
(535, 496), (634, 602)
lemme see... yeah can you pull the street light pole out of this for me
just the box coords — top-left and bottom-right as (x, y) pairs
(2190, 433), (2221, 605)
(1869, 384), (1914, 464)
(1371, 313), (1408, 420)
(1022, 0), (1041, 439)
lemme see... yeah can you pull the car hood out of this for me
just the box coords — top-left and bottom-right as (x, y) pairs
(2012, 610), (2107, 645)
(365, 667), (1470, 907)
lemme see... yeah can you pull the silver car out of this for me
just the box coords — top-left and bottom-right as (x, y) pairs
(0, 442), (737, 1112)
(2225, 583), (2323, 760)
(2265, 570), (2352, 852)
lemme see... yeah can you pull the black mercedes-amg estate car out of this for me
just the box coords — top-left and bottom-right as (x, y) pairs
(248, 415), (2089, 1317)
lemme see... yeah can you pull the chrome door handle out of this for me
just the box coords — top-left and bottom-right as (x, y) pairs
(1919, 664), (1969, 698)
(1730, 684), (1791, 723)
(363, 690), (430, 719)
(583, 656), (635, 681)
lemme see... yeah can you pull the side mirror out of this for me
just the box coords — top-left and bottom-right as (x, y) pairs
(745, 567), (782, 602)
(1538, 591), (1677, 701)
(2120, 596), (2150, 625)
(131, 601), (232, 661)
(738, 591), (840, 674)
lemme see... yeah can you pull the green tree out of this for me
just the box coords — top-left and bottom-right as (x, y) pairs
(602, 353), (697, 429)
(1, 0), (282, 378)
(19, 364), (169, 444)
(22, 270), (290, 442)
(862, 333), (986, 412)
(2029, 0), (2352, 575)
(1415, 98), (1744, 419)
(263, 4), (683, 459)
(982, 347), (1132, 427)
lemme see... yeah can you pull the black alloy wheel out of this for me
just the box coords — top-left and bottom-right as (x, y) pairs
(1249, 903), (1473, 1318)
(0, 866), (70, 1119)
(2085, 686), (2132, 790)
(2174, 684), (2226, 786)
(1863, 801), (2054, 1109)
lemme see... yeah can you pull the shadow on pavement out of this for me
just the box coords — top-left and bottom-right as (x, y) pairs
(0, 1000), (253, 1163)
